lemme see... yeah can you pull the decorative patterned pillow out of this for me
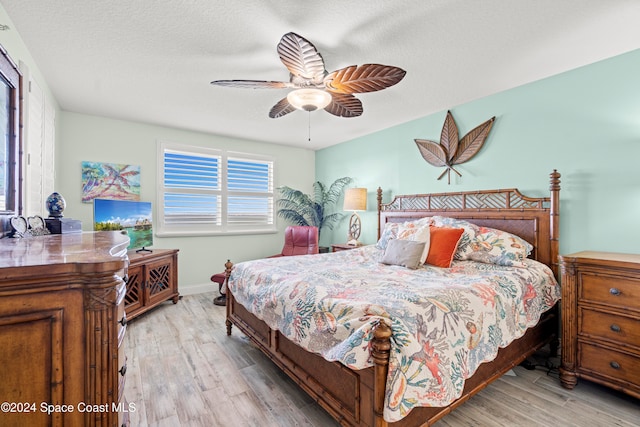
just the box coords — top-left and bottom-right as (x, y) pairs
(464, 226), (533, 267)
(430, 216), (533, 267)
(376, 217), (432, 250)
(381, 239), (427, 269)
(376, 222), (400, 250)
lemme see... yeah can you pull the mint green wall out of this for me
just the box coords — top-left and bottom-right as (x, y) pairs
(59, 112), (315, 293)
(317, 49), (640, 256)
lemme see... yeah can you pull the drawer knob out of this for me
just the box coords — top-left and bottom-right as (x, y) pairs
(119, 316), (128, 327)
(119, 365), (127, 376)
(610, 324), (621, 333)
(609, 288), (621, 296)
(609, 361), (620, 370)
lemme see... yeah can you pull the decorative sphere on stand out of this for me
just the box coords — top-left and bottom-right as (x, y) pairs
(46, 192), (66, 218)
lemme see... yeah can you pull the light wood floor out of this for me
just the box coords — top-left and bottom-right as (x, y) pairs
(124, 293), (640, 426)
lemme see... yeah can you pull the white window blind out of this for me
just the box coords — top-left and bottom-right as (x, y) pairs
(227, 156), (273, 227)
(157, 141), (275, 236)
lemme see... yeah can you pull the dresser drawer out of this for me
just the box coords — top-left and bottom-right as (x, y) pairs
(580, 308), (640, 348)
(578, 342), (640, 388)
(579, 272), (640, 311)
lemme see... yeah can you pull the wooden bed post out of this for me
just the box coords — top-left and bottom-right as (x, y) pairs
(224, 259), (234, 335)
(549, 170), (561, 278)
(371, 320), (392, 427)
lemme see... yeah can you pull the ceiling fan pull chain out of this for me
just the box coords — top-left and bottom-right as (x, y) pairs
(308, 111), (311, 142)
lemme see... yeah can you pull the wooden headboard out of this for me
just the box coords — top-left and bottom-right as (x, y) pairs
(377, 170), (561, 278)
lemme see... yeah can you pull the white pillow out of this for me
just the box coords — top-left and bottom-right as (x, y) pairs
(381, 239), (427, 269)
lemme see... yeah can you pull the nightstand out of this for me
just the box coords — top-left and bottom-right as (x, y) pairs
(331, 243), (359, 252)
(559, 251), (640, 399)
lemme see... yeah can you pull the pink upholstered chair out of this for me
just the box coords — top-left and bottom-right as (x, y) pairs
(211, 226), (319, 305)
(270, 226), (319, 257)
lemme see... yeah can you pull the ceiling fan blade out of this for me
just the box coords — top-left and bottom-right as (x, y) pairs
(324, 93), (363, 118)
(324, 64), (406, 94)
(269, 97), (296, 118)
(277, 32), (326, 81)
(210, 80), (293, 89)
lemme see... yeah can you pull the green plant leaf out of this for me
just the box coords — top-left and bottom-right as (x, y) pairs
(277, 177), (353, 237)
(323, 177), (353, 206)
(322, 212), (344, 231)
(275, 208), (310, 226)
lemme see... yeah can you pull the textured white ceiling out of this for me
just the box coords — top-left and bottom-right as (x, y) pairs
(2, 0), (639, 150)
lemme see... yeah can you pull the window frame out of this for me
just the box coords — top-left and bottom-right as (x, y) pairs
(156, 140), (276, 236)
(0, 44), (22, 232)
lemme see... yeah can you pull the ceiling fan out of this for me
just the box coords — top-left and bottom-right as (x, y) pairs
(211, 32), (407, 119)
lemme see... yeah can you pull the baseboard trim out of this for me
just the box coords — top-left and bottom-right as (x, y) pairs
(179, 282), (217, 296)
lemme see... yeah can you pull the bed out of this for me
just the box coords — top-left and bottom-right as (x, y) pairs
(223, 170), (561, 427)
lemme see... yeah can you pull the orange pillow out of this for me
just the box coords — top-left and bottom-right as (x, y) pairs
(425, 226), (464, 268)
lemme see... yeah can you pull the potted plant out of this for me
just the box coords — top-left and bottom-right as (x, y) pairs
(276, 177), (353, 251)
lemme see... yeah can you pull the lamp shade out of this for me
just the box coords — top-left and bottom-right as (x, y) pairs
(343, 188), (367, 211)
(287, 88), (332, 111)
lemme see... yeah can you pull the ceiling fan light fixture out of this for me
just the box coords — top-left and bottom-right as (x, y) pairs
(287, 88), (332, 112)
(211, 33), (405, 119)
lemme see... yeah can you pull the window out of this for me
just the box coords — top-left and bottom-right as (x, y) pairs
(157, 141), (275, 236)
(0, 44), (21, 223)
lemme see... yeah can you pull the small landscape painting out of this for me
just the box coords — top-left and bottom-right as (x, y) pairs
(93, 199), (153, 250)
(82, 161), (141, 202)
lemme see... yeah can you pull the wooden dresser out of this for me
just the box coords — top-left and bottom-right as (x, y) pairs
(124, 249), (179, 320)
(0, 231), (130, 427)
(559, 251), (640, 399)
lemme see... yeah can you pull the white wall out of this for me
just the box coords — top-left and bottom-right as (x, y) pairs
(59, 112), (315, 294)
(1, 5), (61, 219)
(0, 7), (58, 112)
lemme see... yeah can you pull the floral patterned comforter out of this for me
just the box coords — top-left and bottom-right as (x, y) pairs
(228, 245), (560, 422)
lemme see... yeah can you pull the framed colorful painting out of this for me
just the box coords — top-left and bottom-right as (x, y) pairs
(82, 161), (141, 202)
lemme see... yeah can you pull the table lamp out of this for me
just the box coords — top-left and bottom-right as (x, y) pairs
(343, 188), (367, 246)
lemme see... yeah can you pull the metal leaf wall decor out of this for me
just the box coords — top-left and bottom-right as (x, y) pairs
(414, 111), (495, 184)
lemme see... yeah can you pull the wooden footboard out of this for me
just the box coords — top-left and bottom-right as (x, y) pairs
(226, 287), (381, 426)
(226, 283), (557, 427)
